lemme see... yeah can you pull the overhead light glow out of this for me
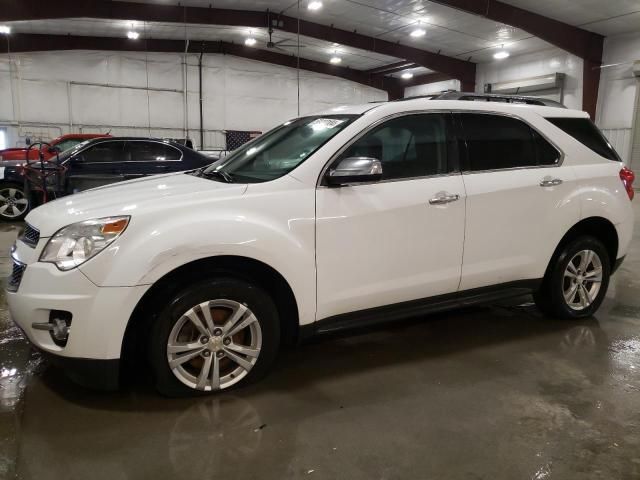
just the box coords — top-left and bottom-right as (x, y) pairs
(330, 56), (342, 64)
(494, 50), (510, 59)
(0, 26), (11, 35)
(401, 72), (414, 79)
(410, 28), (426, 38)
(308, 1), (323, 10)
(127, 31), (140, 40)
(245, 37), (257, 46)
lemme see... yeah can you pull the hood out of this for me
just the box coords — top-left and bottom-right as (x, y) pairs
(26, 172), (248, 237)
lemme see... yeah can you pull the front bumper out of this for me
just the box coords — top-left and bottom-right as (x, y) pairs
(6, 238), (148, 385)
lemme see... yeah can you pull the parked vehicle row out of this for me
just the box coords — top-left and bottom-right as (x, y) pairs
(0, 137), (214, 221)
(0, 133), (110, 162)
(7, 95), (635, 396)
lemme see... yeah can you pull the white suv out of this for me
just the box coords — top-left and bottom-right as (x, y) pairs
(7, 97), (635, 396)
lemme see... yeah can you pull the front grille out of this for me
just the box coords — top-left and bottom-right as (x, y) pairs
(7, 260), (26, 293)
(19, 224), (40, 248)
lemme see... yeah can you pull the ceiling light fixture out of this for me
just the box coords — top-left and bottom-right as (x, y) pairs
(245, 37), (257, 46)
(330, 56), (342, 64)
(127, 31), (140, 40)
(493, 49), (509, 60)
(410, 27), (426, 38)
(401, 72), (414, 79)
(0, 26), (11, 35)
(308, 1), (323, 10)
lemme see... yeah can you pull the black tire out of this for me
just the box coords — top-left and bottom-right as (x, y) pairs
(149, 277), (280, 397)
(534, 236), (610, 319)
(0, 182), (30, 221)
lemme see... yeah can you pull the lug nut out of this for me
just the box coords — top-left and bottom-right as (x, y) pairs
(200, 336), (209, 344)
(223, 338), (231, 345)
(214, 328), (223, 336)
(202, 350), (211, 357)
(217, 351), (224, 358)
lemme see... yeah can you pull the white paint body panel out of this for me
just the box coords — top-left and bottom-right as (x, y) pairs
(6, 99), (635, 362)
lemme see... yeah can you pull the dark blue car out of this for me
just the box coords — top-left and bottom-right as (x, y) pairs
(0, 137), (215, 221)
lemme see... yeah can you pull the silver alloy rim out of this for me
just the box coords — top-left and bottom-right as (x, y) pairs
(167, 299), (262, 391)
(563, 249), (603, 311)
(0, 188), (29, 218)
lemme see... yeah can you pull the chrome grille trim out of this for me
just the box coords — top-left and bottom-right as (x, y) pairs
(7, 259), (26, 293)
(19, 224), (40, 248)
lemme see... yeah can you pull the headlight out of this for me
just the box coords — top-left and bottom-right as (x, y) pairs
(40, 216), (130, 271)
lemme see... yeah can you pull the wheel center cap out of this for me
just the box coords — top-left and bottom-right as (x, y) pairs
(209, 337), (224, 352)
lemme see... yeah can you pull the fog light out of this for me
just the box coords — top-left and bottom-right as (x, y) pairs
(32, 310), (72, 347)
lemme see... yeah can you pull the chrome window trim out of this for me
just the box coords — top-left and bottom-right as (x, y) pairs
(70, 139), (183, 165)
(125, 139), (184, 163)
(451, 109), (566, 174)
(316, 109), (455, 188)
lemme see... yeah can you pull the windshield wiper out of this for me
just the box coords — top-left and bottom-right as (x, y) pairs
(199, 169), (234, 183)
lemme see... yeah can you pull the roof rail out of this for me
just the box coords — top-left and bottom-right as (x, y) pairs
(397, 91), (566, 108)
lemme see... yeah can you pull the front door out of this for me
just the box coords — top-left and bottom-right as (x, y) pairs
(66, 140), (126, 193)
(315, 112), (466, 320)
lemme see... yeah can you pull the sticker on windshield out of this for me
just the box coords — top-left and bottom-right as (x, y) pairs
(308, 118), (346, 131)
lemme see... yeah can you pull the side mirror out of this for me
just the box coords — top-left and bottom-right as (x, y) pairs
(326, 157), (383, 186)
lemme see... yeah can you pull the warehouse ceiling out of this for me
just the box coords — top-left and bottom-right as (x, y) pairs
(0, 0), (638, 89)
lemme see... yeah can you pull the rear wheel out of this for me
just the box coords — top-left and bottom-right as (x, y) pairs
(149, 277), (280, 397)
(534, 236), (610, 319)
(0, 183), (30, 221)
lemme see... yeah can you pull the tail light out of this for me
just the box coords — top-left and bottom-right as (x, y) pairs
(620, 166), (635, 201)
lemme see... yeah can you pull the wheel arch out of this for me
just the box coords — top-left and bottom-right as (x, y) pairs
(545, 216), (619, 278)
(121, 255), (300, 372)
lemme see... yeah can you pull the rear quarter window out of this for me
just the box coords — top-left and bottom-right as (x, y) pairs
(545, 117), (620, 161)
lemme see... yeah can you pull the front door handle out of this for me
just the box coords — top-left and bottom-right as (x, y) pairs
(429, 192), (460, 205)
(540, 177), (563, 187)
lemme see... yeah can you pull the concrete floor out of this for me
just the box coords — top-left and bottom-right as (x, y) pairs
(1, 209), (639, 480)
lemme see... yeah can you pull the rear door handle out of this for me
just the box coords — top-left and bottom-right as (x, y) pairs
(540, 177), (563, 187)
(429, 192), (460, 205)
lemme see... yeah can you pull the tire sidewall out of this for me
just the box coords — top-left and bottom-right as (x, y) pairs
(549, 237), (610, 319)
(149, 277), (280, 397)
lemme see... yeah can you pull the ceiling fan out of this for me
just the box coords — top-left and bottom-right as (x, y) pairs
(265, 24), (306, 52)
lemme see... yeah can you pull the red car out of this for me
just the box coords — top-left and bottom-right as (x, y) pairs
(0, 133), (110, 161)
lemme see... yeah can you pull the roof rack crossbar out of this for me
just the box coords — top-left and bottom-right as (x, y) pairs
(396, 91), (566, 108)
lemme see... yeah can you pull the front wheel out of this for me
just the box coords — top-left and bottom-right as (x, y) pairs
(0, 183), (30, 221)
(149, 278), (280, 397)
(534, 236), (610, 319)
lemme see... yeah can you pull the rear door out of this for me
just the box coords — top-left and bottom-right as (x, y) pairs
(66, 141), (126, 193)
(124, 141), (183, 180)
(456, 112), (579, 291)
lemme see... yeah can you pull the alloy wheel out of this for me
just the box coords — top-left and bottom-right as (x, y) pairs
(167, 299), (262, 391)
(562, 249), (603, 311)
(0, 188), (29, 219)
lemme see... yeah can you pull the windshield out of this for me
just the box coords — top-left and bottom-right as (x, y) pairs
(201, 115), (356, 183)
(54, 140), (92, 162)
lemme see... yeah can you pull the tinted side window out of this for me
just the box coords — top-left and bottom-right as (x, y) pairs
(341, 114), (450, 181)
(80, 142), (125, 163)
(128, 142), (181, 162)
(459, 114), (536, 171)
(531, 129), (560, 166)
(545, 117), (620, 161)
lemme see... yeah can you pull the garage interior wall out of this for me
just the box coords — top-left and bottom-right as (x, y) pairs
(404, 79), (461, 98)
(595, 31), (640, 166)
(0, 50), (387, 151)
(476, 47), (584, 111)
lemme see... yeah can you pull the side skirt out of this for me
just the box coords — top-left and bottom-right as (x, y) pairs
(300, 279), (542, 340)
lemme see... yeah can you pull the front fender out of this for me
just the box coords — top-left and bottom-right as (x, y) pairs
(79, 184), (317, 325)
